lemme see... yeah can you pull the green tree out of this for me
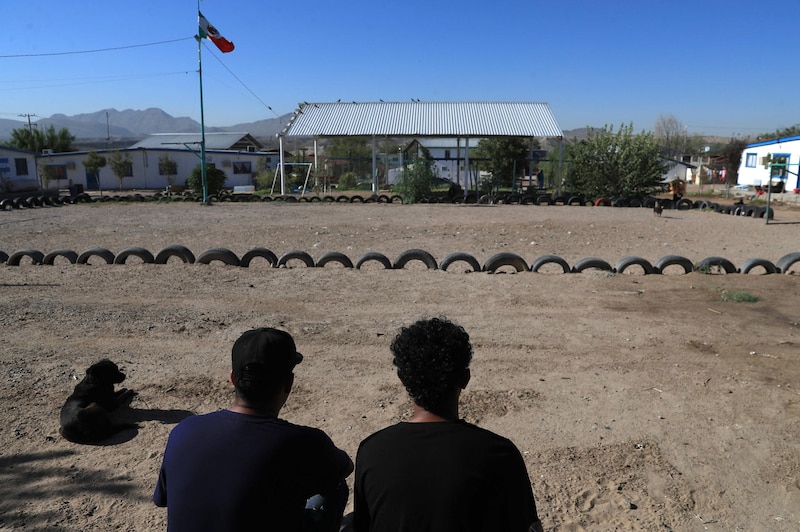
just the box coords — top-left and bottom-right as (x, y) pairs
(108, 151), (133, 190)
(570, 123), (668, 199)
(757, 124), (800, 141)
(188, 164), (227, 196)
(158, 154), (178, 186)
(8, 124), (75, 153)
(394, 157), (436, 203)
(473, 137), (535, 191)
(37, 161), (53, 190)
(326, 138), (371, 178)
(83, 151), (107, 190)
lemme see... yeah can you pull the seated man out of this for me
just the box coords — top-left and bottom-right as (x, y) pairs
(353, 317), (543, 532)
(154, 327), (353, 531)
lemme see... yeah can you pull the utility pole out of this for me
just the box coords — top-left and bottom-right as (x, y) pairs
(18, 113), (38, 134)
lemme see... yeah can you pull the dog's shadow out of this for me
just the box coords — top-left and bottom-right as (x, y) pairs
(89, 407), (195, 446)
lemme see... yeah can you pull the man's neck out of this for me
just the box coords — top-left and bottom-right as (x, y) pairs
(229, 397), (281, 418)
(408, 402), (458, 422)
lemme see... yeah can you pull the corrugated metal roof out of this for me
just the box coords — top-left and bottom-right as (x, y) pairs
(129, 132), (261, 150)
(280, 102), (563, 138)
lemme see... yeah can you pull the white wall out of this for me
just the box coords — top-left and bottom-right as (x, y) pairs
(38, 148), (277, 192)
(737, 137), (800, 190)
(0, 147), (39, 192)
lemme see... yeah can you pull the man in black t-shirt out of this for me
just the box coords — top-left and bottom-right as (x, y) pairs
(154, 328), (353, 532)
(353, 317), (543, 532)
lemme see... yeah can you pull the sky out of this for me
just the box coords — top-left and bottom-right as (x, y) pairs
(2, 0), (798, 138)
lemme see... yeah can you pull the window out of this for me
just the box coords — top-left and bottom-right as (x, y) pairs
(233, 161), (252, 174)
(122, 162), (133, 177)
(444, 150), (451, 160)
(745, 153), (757, 168)
(46, 165), (68, 180)
(15, 158), (29, 176)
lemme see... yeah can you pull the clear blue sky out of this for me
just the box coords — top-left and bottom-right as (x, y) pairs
(2, 0), (797, 138)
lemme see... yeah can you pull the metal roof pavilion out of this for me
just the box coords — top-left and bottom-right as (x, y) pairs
(280, 101), (563, 138)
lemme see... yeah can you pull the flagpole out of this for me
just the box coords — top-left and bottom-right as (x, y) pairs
(196, 6), (209, 205)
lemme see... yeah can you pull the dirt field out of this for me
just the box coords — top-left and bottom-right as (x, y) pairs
(1, 197), (799, 531)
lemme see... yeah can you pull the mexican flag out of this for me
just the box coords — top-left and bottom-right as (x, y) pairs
(198, 12), (234, 53)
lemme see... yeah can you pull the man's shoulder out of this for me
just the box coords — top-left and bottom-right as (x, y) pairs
(359, 421), (514, 448)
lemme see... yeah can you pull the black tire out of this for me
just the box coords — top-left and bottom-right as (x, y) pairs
(322, 195), (336, 202)
(155, 245), (196, 264)
(309, 196), (322, 202)
(196, 247), (241, 266)
(676, 198), (693, 210)
(283, 196), (298, 203)
(439, 252), (481, 273)
(349, 195), (364, 203)
(277, 250), (315, 268)
(42, 249), (79, 265)
(612, 198), (628, 208)
(571, 257), (613, 273)
(478, 194), (493, 205)
(482, 252), (529, 273)
(566, 196), (584, 206)
(614, 256), (655, 275)
(530, 254), (570, 273)
(0, 250), (8, 264)
(77, 247), (115, 265)
(553, 195), (568, 206)
(776, 252), (800, 274)
(240, 248), (278, 268)
(393, 249), (438, 270)
(315, 251), (354, 268)
(536, 195), (553, 206)
(0, 198), (14, 210)
(628, 198), (643, 208)
(695, 256), (737, 274)
(506, 194), (521, 205)
(739, 258), (778, 275)
(377, 195), (390, 203)
(756, 206), (774, 219)
(336, 195), (350, 203)
(594, 197), (612, 207)
(390, 195), (404, 204)
(7, 249), (45, 266)
(355, 252), (392, 270)
(642, 198), (657, 209)
(520, 195), (535, 205)
(659, 199), (675, 210)
(654, 255), (694, 274)
(113, 246), (155, 264)
(364, 195), (377, 203)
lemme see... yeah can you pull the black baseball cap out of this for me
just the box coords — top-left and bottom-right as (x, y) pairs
(232, 328), (303, 383)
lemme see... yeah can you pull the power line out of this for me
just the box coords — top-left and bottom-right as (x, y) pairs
(0, 37), (194, 58)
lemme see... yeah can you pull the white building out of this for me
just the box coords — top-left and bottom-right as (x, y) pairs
(29, 133), (280, 193)
(0, 146), (39, 193)
(737, 135), (800, 192)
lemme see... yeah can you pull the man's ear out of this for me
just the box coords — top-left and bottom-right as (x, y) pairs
(283, 372), (295, 395)
(460, 368), (471, 389)
(230, 370), (236, 386)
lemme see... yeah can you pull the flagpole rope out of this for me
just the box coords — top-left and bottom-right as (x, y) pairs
(0, 37), (195, 58)
(200, 41), (282, 119)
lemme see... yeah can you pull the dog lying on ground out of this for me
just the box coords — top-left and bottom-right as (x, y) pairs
(653, 201), (663, 217)
(60, 359), (137, 444)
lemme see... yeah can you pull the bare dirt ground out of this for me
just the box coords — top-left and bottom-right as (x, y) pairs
(1, 196), (800, 531)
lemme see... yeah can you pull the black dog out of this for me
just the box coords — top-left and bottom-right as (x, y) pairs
(653, 201), (663, 217)
(60, 359), (137, 444)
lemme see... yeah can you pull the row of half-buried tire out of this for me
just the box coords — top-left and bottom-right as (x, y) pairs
(2, 245), (799, 274)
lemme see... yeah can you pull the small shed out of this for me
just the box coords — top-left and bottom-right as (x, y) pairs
(737, 136), (800, 191)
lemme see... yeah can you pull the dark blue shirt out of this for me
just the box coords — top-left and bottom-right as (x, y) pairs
(154, 410), (351, 531)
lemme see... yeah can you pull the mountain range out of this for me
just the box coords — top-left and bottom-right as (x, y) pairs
(0, 108), (293, 145)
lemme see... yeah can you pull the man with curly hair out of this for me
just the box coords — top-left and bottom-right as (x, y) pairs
(352, 317), (543, 532)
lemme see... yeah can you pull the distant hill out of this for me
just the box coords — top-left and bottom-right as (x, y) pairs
(0, 108), (292, 146)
